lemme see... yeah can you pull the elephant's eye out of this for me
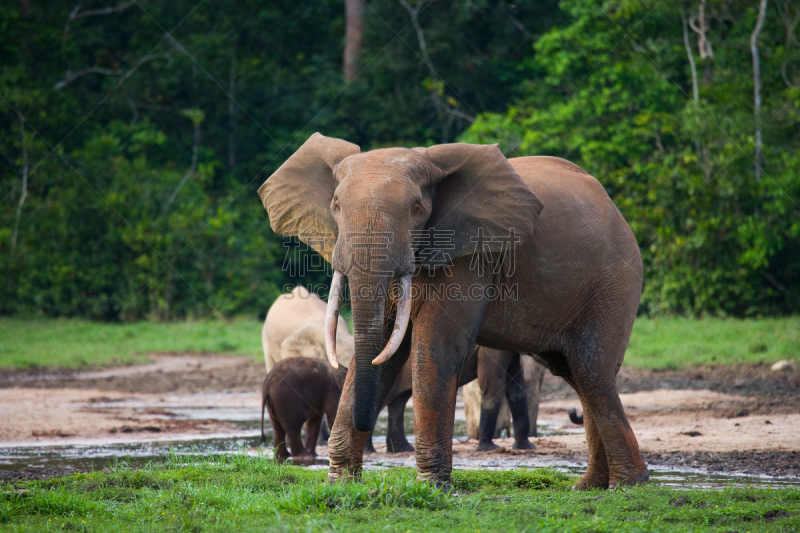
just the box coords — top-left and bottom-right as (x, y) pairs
(332, 200), (340, 212)
(411, 203), (422, 216)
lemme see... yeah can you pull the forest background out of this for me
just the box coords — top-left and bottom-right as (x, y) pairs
(2, 0), (798, 322)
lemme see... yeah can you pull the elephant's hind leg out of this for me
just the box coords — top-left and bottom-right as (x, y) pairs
(568, 386), (609, 490)
(566, 336), (648, 488)
(266, 405), (290, 462)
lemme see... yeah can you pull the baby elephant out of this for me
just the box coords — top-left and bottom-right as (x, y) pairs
(261, 357), (346, 463)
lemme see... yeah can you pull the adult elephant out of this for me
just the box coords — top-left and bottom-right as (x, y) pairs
(258, 133), (648, 490)
(262, 285), (354, 373)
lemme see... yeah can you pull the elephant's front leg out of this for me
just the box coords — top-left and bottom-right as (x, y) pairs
(328, 329), (411, 481)
(411, 300), (484, 487)
(327, 366), (372, 480)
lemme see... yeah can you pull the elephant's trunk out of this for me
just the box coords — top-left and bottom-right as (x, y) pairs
(348, 273), (388, 432)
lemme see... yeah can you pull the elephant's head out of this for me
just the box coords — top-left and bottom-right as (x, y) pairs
(258, 133), (542, 431)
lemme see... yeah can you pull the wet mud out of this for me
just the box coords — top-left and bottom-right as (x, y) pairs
(1, 354), (799, 483)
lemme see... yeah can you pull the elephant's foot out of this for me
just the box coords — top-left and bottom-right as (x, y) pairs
(386, 438), (414, 453)
(291, 452), (316, 466)
(363, 441), (377, 454)
(512, 438), (535, 450)
(415, 471), (451, 490)
(571, 471), (609, 491)
(327, 464), (362, 484)
(475, 440), (500, 452)
(609, 466), (649, 488)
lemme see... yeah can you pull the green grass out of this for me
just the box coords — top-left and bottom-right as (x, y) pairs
(0, 316), (797, 371)
(1, 453), (798, 532)
(625, 316), (799, 369)
(0, 317), (263, 369)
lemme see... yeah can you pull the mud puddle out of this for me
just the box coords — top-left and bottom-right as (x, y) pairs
(2, 354), (799, 486)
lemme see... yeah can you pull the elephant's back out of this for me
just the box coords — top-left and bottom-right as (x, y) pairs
(497, 156), (642, 344)
(264, 286), (327, 368)
(509, 155), (640, 267)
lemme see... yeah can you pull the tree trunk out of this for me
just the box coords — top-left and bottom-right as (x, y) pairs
(343, 0), (364, 81)
(228, 43), (236, 175)
(751, 0), (768, 182)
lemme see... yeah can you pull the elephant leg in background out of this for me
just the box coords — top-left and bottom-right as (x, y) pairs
(521, 356), (546, 437)
(363, 430), (377, 454)
(476, 349), (512, 451)
(267, 405), (289, 462)
(504, 353), (534, 450)
(304, 415), (322, 457)
(327, 327), (412, 482)
(385, 389), (414, 453)
(318, 417), (330, 444)
(361, 391), (412, 454)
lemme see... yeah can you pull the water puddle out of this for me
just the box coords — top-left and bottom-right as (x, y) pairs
(2, 395), (797, 489)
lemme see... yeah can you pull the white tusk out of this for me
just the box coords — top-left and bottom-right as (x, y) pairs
(325, 271), (344, 369)
(372, 275), (412, 365)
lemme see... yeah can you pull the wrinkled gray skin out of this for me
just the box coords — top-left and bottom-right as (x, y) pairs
(258, 133), (648, 490)
(261, 357), (347, 463)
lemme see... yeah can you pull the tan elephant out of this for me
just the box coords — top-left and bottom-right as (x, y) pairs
(262, 285), (354, 373)
(463, 354), (546, 446)
(258, 133), (648, 489)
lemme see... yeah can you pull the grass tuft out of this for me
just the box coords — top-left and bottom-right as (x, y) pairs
(452, 467), (572, 492)
(279, 470), (450, 512)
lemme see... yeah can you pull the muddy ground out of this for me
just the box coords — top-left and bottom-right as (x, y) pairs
(1, 354), (798, 480)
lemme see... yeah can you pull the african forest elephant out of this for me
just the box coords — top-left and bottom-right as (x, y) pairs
(261, 357), (346, 462)
(262, 285), (354, 373)
(258, 133), (648, 489)
(462, 349), (546, 450)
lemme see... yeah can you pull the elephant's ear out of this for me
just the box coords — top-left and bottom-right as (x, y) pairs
(258, 133), (360, 262)
(418, 143), (543, 268)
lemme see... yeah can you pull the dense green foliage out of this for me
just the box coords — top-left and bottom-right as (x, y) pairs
(0, 0), (561, 320)
(1, 316), (796, 370)
(1, 0), (798, 320)
(462, 0), (800, 316)
(2, 453), (799, 532)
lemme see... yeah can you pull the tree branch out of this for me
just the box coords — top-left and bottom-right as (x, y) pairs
(11, 113), (29, 254)
(682, 13), (700, 103)
(398, 0), (475, 130)
(54, 52), (171, 90)
(751, 0), (768, 182)
(688, 0), (714, 60)
(64, 2), (136, 38)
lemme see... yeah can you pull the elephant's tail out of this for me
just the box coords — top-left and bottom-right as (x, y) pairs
(261, 377), (269, 443)
(568, 407), (584, 425)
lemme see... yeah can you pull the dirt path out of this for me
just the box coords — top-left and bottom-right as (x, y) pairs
(1, 354), (798, 477)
